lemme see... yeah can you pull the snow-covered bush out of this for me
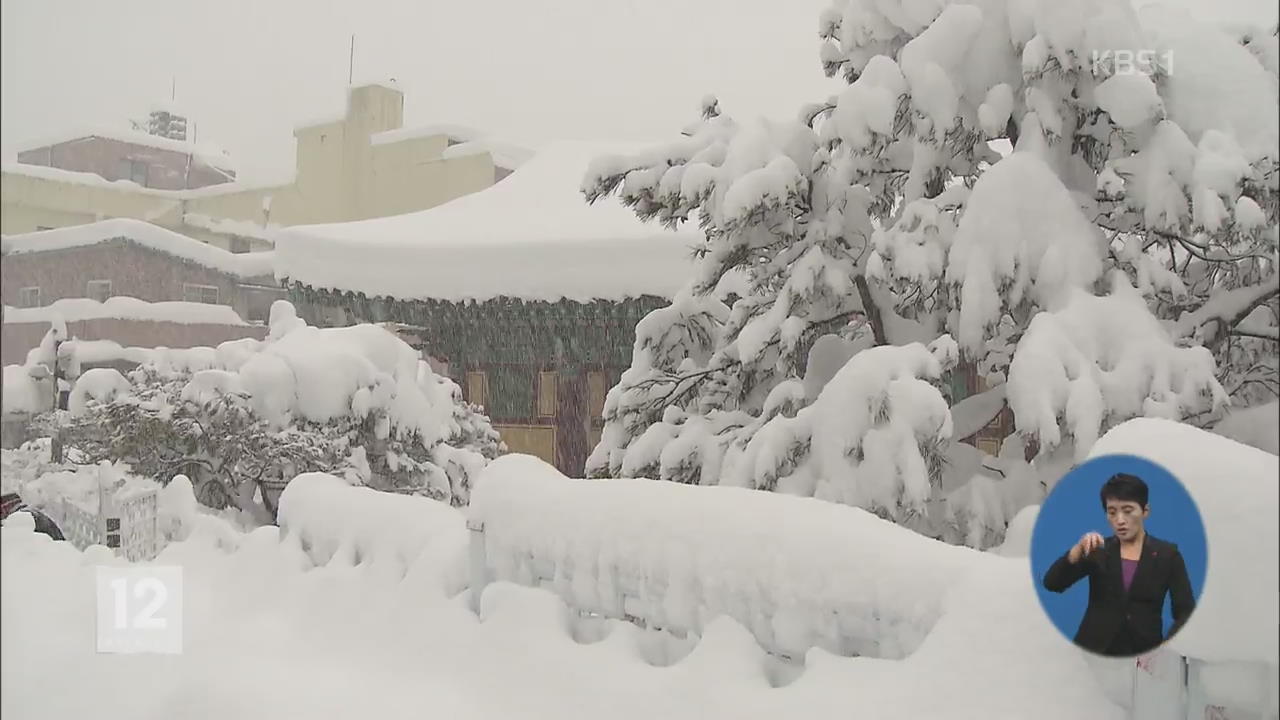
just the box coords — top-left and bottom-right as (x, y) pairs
(53, 301), (503, 515)
(0, 439), (69, 495)
(582, 0), (1275, 545)
(2, 320), (82, 418)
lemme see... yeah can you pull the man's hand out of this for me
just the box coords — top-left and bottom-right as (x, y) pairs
(1067, 531), (1105, 564)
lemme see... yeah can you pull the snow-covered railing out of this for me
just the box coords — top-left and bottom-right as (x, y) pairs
(1186, 657), (1277, 719)
(1091, 420), (1280, 720)
(276, 472), (467, 590)
(1129, 650), (1277, 720)
(56, 498), (101, 550)
(468, 453), (996, 661)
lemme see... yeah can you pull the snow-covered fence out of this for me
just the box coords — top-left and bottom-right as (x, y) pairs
(1092, 420), (1280, 720)
(29, 463), (162, 562)
(276, 472), (468, 590)
(467, 453), (996, 661)
(1185, 657), (1278, 720)
(468, 421), (1277, 717)
(1129, 650), (1278, 720)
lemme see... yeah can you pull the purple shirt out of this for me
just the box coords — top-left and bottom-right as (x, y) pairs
(1122, 558), (1139, 592)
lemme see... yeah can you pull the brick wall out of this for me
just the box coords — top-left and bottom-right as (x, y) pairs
(1, 318), (268, 366)
(0, 238), (283, 322)
(16, 136), (232, 190)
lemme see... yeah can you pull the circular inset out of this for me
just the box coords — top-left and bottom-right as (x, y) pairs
(1030, 454), (1207, 658)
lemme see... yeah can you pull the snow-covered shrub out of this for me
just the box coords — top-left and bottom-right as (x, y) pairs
(67, 368), (132, 417)
(157, 474), (199, 542)
(2, 320), (82, 417)
(53, 301), (503, 515)
(582, 0), (1275, 546)
(0, 439), (70, 495)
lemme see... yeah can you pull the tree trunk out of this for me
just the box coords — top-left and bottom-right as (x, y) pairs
(854, 274), (888, 346)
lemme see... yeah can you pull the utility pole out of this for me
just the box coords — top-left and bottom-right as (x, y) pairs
(348, 35), (355, 85)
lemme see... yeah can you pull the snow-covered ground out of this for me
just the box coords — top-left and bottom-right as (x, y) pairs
(3, 418), (1275, 719)
(0, 501), (1123, 720)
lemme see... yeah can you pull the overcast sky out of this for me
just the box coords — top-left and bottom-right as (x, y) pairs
(1, 0), (840, 183)
(2, 0), (1275, 184)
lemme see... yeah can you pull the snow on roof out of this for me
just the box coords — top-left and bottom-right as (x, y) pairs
(1, 162), (187, 196)
(294, 83), (405, 132)
(181, 213), (280, 243)
(441, 139), (535, 170)
(275, 141), (703, 303)
(3, 297), (248, 326)
(370, 123), (484, 147)
(13, 127), (236, 173)
(293, 113), (346, 132)
(353, 78), (403, 94)
(2, 219), (275, 279)
(1, 162), (283, 200)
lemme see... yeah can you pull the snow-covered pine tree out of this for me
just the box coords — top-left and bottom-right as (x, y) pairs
(583, 0), (1276, 546)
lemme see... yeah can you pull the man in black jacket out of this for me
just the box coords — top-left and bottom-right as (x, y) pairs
(1042, 473), (1196, 657)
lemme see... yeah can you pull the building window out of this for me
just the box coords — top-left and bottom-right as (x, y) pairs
(246, 302), (268, 324)
(17, 287), (41, 308)
(943, 363), (978, 404)
(466, 371), (488, 409)
(488, 366), (534, 419)
(976, 436), (1002, 456)
(129, 160), (149, 187)
(116, 158), (149, 185)
(182, 283), (219, 304)
(86, 280), (112, 303)
(537, 371), (558, 418)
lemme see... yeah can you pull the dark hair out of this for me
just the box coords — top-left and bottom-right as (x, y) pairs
(1100, 473), (1148, 509)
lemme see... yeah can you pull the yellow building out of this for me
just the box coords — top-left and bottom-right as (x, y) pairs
(1, 83), (518, 252)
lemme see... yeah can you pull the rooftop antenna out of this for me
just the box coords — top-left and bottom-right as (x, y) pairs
(348, 35), (355, 85)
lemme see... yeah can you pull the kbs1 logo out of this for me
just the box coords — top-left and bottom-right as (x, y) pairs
(1090, 49), (1174, 78)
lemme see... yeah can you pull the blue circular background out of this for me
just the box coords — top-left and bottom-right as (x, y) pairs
(1030, 453), (1208, 647)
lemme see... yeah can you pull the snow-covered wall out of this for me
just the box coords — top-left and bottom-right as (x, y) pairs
(469, 453), (995, 660)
